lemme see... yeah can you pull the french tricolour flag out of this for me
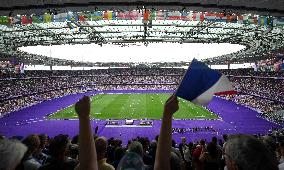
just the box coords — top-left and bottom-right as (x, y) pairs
(176, 59), (237, 106)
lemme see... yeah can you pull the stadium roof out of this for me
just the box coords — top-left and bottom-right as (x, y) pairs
(0, 0), (284, 16)
(0, 1), (284, 66)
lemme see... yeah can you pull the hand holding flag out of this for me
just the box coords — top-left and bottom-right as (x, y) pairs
(164, 95), (179, 115)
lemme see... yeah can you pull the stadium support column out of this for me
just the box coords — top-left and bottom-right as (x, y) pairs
(50, 65), (52, 70)
(228, 63), (230, 69)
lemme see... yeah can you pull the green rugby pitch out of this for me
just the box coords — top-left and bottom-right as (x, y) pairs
(48, 93), (218, 120)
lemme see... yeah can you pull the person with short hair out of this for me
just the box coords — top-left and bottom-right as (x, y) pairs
(199, 142), (220, 170)
(128, 141), (144, 158)
(21, 135), (42, 170)
(278, 142), (284, 170)
(224, 134), (278, 170)
(0, 138), (27, 170)
(95, 137), (115, 170)
(111, 147), (125, 169)
(192, 140), (206, 170)
(39, 134), (78, 170)
(34, 134), (49, 165)
(279, 142), (284, 164)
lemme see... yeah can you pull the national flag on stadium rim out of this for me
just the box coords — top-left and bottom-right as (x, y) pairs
(8, 17), (13, 25)
(242, 15), (249, 24)
(0, 16), (10, 25)
(92, 11), (103, 20)
(237, 15), (244, 24)
(246, 15), (258, 25)
(258, 16), (268, 26)
(103, 11), (116, 20)
(78, 13), (86, 22)
(181, 11), (192, 21)
(43, 13), (52, 23)
(167, 11), (181, 20)
(126, 11), (139, 20)
(150, 11), (156, 20)
(32, 15), (43, 23)
(143, 10), (150, 21)
(9, 15), (21, 25)
(67, 12), (78, 22)
(193, 12), (205, 22)
(82, 12), (92, 21)
(176, 59), (237, 106)
(214, 13), (227, 22)
(226, 14), (237, 23)
(117, 11), (126, 20)
(21, 15), (32, 25)
(54, 13), (68, 22)
(258, 16), (274, 27)
(142, 10), (150, 24)
(275, 17), (284, 27)
(204, 12), (217, 22)
(156, 11), (166, 20)
(266, 17), (274, 27)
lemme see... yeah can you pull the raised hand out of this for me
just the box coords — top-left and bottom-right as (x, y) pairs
(75, 96), (91, 119)
(164, 95), (179, 115)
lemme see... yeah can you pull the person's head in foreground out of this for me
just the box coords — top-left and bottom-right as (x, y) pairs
(0, 139), (27, 170)
(22, 134), (40, 157)
(95, 136), (108, 160)
(49, 134), (70, 160)
(224, 134), (278, 170)
(128, 141), (143, 158)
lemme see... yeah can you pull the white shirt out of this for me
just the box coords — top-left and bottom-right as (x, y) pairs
(279, 162), (284, 170)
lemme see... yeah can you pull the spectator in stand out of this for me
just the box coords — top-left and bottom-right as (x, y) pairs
(95, 137), (115, 170)
(111, 147), (126, 169)
(179, 137), (191, 169)
(199, 142), (220, 170)
(224, 134), (278, 170)
(279, 142), (284, 164)
(0, 138), (27, 170)
(34, 134), (49, 165)
(2, 68), (283, 124)
(39, 134), (78, 170)
(222, 134), (228, 150)
(192, 140), (206, 170)
(127, 141), (150, 169)
(20, 135), (42, 170)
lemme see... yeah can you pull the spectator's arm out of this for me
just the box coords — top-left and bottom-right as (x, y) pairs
(75, 96), (98, 170)
(154, 95), (179, 170)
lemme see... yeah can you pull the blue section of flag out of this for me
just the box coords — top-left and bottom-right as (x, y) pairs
(176, 59), (222, 101)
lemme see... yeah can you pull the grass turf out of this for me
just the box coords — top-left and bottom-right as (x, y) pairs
(48, 93), (218, 120)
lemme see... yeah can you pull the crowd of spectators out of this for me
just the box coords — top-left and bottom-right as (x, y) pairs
(0, 69), (184, 117)
(230, 77), (284, 102)
(172, 127), (217, 134)
(0, 88), (87, 116)
(232, 95), (284, 124)
(0, 95), (283, 170)
(219, 69), (284, 77)
(0, 68), (283, 124)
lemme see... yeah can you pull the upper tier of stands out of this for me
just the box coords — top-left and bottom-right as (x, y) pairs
(1, 68), (283, 124)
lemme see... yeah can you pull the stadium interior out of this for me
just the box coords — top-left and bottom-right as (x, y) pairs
(0, 1), (284, 170)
